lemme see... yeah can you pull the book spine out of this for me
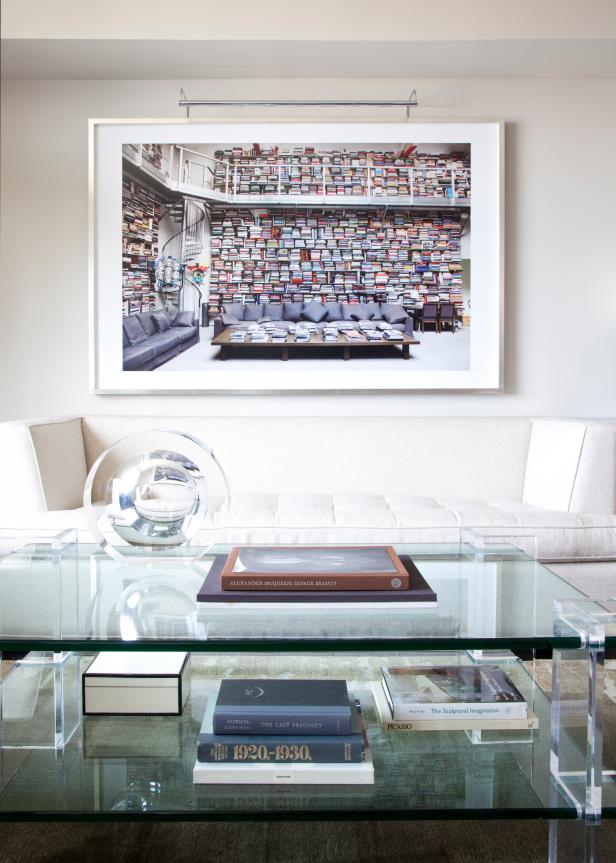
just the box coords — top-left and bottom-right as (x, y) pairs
(390, 703), (528, 721)
(220, 573), (409, 591)
(213, 711), (351, 736)
(380, 715), (539, 731)
(197, 736), (363, 763)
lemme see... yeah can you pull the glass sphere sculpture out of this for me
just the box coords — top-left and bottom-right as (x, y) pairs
(83, 430), (230, 562)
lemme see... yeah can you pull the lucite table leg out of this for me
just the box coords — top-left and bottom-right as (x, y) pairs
(0, 648), (4, 779)
(549, 599), (615, 862)
(53, 652), (67, 749)
(548, 818), (599, 862)
(0, 651), (80, 751)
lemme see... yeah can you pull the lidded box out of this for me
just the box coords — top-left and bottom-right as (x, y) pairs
(83, 652), (190, 715)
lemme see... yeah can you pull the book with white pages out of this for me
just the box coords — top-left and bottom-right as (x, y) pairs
(381, 666), (528, 721)
(193, 742), (374, 785)
(371, 682), (538, 732)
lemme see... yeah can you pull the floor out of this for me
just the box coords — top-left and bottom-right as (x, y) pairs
(0, 819), (579, 863)
(158, 325), (470, 373)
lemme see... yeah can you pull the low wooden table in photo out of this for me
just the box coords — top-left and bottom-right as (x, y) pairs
(212, 329), (420, 361)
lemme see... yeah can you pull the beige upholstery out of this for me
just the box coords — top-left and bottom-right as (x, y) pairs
(28, 417), (87, 510)
(0, 416), (86, 513)
(80, 416), (532, 499)
(1, 415), (615, 561)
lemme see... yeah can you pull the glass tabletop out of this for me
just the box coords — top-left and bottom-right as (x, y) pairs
(0, 541), (609, 651)
(0, 653), (588, 821)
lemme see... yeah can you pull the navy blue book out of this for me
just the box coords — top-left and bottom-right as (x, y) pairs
(213, 679), (352, 735)
(199, 696), (364, 762)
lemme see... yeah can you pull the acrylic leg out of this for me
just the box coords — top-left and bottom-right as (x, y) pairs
(53, 652), (66, 749)
(551, 606), (605, 820)
(549, 818), (599, 863)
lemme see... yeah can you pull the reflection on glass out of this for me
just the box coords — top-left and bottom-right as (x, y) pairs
(83, 430), (230, 562)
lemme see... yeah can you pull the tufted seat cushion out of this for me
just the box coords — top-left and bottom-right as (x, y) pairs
(9, 494), (616, 562)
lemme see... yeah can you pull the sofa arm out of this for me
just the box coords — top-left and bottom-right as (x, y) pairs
(404, 316), (415, 336)
(523, 419), (616, 514)
(570, 422), (616, 514)
(213, 316), (225, 338)
(0, 417), (87, 514)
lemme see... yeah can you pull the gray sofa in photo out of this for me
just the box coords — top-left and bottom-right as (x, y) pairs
(212, 301), (415, 339)
(122, 310), (200, 371)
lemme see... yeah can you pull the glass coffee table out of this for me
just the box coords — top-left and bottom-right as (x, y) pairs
(0, 538), (614, 861)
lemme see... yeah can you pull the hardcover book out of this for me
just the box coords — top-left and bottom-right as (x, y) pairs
(381, 666), (528, 720)
(371, 681), (538, 732)
(199, 695), (364, 763)
(213, 679), (352, 735)
(220, 545), (409, 592)
(197, 555), (437, 605)
(192, 742), (374, 785)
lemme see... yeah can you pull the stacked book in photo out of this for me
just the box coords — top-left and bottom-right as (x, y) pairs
(210, 146), (470, 200)
(206, 207), (464, 319)
(122, 178), (160, 317)
(197, 546), (438, 609)
(372, 665), (538, 732)
(193, 679), (374, 784)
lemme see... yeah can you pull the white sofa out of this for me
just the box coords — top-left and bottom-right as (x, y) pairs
(0, 415), (615, 562)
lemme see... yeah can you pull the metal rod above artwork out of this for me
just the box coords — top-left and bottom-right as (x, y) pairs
(178, 89), (419, 118)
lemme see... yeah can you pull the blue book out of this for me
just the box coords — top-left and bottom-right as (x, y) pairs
(199, 697), (364, 763)
(212, 679), (352, 735)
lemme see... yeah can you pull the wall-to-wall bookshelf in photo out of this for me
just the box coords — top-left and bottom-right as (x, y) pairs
(206, 207), (465, 322)
(121, 178), (161, 316)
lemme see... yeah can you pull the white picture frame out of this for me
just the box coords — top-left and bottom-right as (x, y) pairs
(90, 119), (503, 393)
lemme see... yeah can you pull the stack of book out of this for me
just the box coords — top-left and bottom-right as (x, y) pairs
(121, 178), (160, 317)
(197, 546), (437, 610)
(206, 207), (464, 318)
(373, 665), (538, 732)
(209, 146), (470, 200)
(193, 679), (374, 784)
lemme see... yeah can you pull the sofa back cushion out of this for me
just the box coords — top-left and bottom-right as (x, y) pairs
(244, 304), (264, 322)
(81, 416), (533, 501)
(301, 302), (328, 323)
(324, 302), (342, 322)
(343, 303), (374, 321)
(363, 302), (382, 320)
(381, 304), (408, 324)
(172, 311), (194, 328)
(151, 311), (171, 333)
(222, 303), (245, 320)
(137, 312), (157, 336)
(283, 301), (303, 322)
(263, 302), (284, 320)
(122, 316), (148, 346)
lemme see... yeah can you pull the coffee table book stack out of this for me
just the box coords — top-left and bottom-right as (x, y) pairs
(193, 679), (374, 784)
(197, 545), (438, 608)
(373, 666), (539, 732)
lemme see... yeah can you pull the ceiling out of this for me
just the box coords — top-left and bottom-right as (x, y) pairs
(2, 38), (616, 80)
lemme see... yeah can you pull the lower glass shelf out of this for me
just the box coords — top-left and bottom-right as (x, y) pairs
(0, 652), (586, 821)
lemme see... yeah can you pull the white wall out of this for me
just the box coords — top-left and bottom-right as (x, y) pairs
(3, 0), (615, 41)
(1, 76), (615, 420)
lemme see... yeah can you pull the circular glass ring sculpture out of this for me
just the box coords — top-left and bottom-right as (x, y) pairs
(83, 430), (230, 562)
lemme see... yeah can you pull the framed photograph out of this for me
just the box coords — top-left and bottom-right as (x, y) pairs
(90, 120), (503, 393)
(223, 545), (408, 578)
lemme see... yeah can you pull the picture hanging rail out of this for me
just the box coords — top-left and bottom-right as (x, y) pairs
(177, 89), (420, 119)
